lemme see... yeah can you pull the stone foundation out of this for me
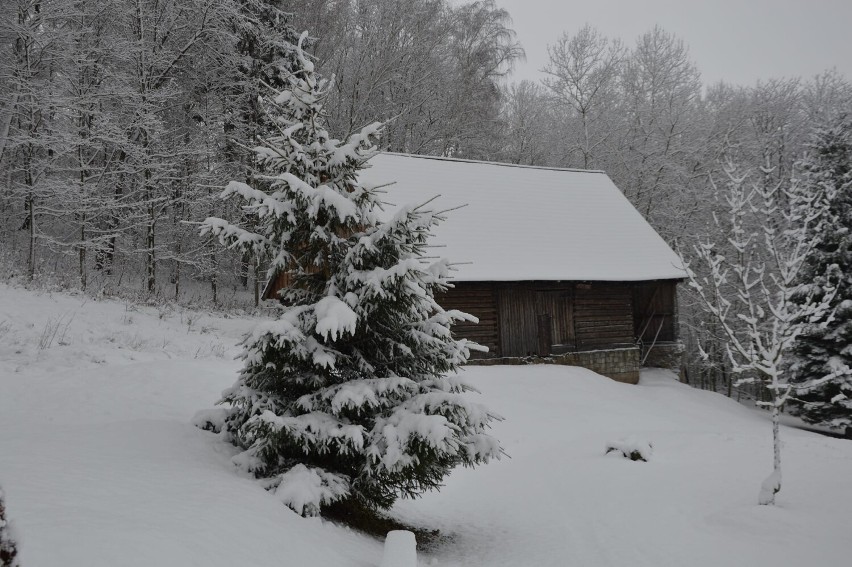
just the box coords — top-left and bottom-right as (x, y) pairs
(469, 346), (641, 384)
(640, 341), (684, 375)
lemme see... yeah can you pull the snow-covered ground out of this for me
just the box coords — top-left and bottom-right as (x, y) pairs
(1, 283), (850, 566)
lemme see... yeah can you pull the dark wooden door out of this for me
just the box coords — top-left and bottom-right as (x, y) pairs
(498, 286), (539, 357)
(536, 289), (575, 349)
(498, 285), (575, 357)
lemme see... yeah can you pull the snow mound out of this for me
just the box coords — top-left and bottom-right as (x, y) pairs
(758, 470), (782, 506)
(191, 408), (229, 434)
(605, 436), (654, 462)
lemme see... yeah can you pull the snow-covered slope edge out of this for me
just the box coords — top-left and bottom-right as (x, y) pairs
(392, 366), (852, 567)
(0, 284), (382, 566)
(1, 283), (851, 567)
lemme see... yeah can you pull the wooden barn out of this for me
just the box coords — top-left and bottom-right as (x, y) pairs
(265, 153), (686, 384)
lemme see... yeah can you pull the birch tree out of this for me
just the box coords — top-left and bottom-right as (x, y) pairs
(684, 163), (838, 505)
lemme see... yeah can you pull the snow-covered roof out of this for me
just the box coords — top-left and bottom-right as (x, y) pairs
(360, 152), (686, 282)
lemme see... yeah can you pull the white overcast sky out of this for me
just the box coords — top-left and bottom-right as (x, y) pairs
(493, 0), (852, 86)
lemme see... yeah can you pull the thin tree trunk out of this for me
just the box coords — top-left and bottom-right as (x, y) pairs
(174, 240), (181, 300)
(147, 211), (155, 293)
(759, 402), (783, 506)
(759, 373), (783, 506)
(78, 143), (87, 290)
(0, 93), (17, 166)
(27, 191), (35, 281)
(772, 403), (781, 477)
(145, 156), (156, 293)
(210, 250), (218, 305)
(240, 251), (250, 288)
(80, 219), (86, 290)
(254, 261), (261, 307)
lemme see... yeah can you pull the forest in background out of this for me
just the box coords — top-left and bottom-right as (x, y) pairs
(1, 0), (850, 399)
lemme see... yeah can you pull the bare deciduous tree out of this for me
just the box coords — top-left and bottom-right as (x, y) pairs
(684, 163), (837, 505)
(542, 24), (624, 169)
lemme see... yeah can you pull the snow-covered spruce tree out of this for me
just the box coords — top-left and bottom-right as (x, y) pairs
(195, 33), (501, 516)
(0, 487), (19, 567)
(788, 118), (852, 434)
(683, 162), (837, 505)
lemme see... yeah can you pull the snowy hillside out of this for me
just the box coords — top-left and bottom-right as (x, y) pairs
(1, 283), (850, 566)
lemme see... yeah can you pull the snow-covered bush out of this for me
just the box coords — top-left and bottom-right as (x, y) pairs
(0, 487), (19, 567)
(605, 437), (653, 462)
(196, 33), (502, 516)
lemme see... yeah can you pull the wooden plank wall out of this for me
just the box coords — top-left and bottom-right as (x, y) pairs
(438, 283), (500, 357)
(573, 283), (635, 350)
(265, 271), (675, 357)
(262, 270), (292, 301)
(441, 281), (638, 358)
(262, 265), (325, 301)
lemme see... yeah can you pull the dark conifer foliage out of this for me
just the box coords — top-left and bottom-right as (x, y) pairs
(195, 35), (501, 515)
(0, 488), (18, 567)
(789, 118), (852, 433)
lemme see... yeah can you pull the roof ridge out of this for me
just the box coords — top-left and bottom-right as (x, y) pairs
(379, 152), (606, 174)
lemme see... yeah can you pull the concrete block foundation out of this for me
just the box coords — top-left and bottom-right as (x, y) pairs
(469, 346), (641, 385)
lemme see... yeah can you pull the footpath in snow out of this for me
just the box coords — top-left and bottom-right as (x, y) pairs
(1, 283), (851, 566)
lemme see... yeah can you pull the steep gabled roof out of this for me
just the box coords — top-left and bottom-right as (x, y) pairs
(359, 152), (686, 282)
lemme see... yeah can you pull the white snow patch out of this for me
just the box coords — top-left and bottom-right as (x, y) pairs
(379, 530), (417, 567)
(361, 153), (685, 282)
(314, 295), (358, 341)
(274, 465), (350, 517)
(2, 284), (852, 567)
